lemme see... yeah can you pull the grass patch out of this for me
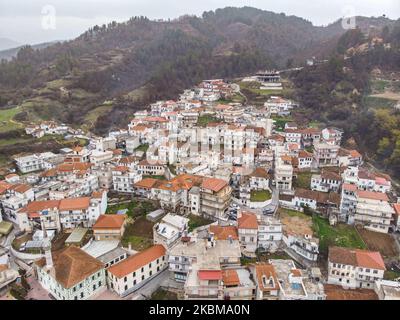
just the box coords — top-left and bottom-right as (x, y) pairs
(272, 116), (292, 132)
(371, 80), (391, 93)
(364, 96), (396, 109)
(312, 215), (366, 256)
(151, 288), (178, 300)
(121, 216), (155, 250)
(240, 257), (257, 265)
(122, 235), (153, 251)
(384, 270), (400, 281)
(279, 208), (310, 219)
(188, 214), (214, 232)
(197, 115), (220, 127)
(135, 144), (149, 152)
(84, 105), (112, 125)
(107, 200), (157, 218)
(250, 189), (271, 202)
(0, 107), (23, 132)
(257, 251), (292, 261)
(293, 171), (314, 189)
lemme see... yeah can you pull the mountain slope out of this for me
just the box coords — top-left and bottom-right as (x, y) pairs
(0, 7), (395, 134)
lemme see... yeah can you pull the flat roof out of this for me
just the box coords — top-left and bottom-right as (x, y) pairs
(0, 221), (13, 235)
(97, 247), (128, 264)
(65, 228), (88, 244)
(84, 240), (120, 258)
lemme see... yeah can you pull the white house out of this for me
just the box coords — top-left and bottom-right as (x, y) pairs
(328, 246), (385, 289)
(153, 213), (189, 249)
(35, 245), (106, 300)
(107, 245), (167, 297)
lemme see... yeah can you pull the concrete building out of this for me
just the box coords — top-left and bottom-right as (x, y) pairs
(328, 246), (385, 289)
(107, 245), (167, 297)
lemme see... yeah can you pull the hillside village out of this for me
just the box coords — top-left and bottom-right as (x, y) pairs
(1, 70), (400, 301)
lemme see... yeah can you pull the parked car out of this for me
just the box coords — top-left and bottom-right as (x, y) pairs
(263, 208), (274, 215)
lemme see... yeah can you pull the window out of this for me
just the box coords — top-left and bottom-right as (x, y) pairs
(124, 276), (127, 282)
(141, 267), (144, 273)
(142, 275), (145, 280)
(80, 292), (84, 298)
(149, 271), (153, 276)
(133, 272), (136, 277)
(133, 280), (137, 285)
(124, 285), (128, 291)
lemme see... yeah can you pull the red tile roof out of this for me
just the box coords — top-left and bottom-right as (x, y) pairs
(93, 214), (126, 230)
(222, 269), (240, 286)
(329, 246), (385, 270)
(357, 190), (389, 202)
(238, 212), (258, 229)
(35, 246), (104, 289)
(59, 197), (90, 211)
(209, 225), (238, 240)
(108, 245), (165, 278)
(198, 270), (222, 281)
(201, 178), (228, 192)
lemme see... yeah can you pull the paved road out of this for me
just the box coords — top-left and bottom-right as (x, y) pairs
(232, 187), (279, 218)
(129, 269), (170, 300)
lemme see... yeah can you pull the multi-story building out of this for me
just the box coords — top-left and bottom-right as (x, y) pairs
(328, 246), (385, 289)
(92, 214), (126, 241)
(107, 245), (167, 297)
(0, 184), (35, 222)
(168, 236), (241, 283)
(17, 192), (107, 232)
(313, 142), (339, 167)
(221, 267), (256, 300)
(354, 190), (394, 233)
(270, 259), (325, 300)
(311, 170), (342, 193)
(14, 152), (59, 174)
(249, 263), (279, 300)
(153, 213), (189, 249)
(35, 246), (106, 300)
(340, 183), (358, 223)
(257, 217), (283, 251)
(112, 166), (142, 193)
(274, 156), (293, 192)
(200, 178), (232, 220)
(238, 212), (258, 254)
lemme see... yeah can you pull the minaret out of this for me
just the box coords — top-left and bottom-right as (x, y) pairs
(41, 219), (53, 268)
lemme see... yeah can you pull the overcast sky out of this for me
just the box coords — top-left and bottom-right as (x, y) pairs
(0, 0), (399, 45)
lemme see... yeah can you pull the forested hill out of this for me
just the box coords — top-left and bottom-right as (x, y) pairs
(291, 22), (400, 179)
(0, 6), (395, 134)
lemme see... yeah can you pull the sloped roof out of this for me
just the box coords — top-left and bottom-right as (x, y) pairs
(329, 246), (385, 270)
(93, 214), (126, 230)
(36, 246), (104, 289)
(108, 245), (165, 278)
(238, 212), (258, 229)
